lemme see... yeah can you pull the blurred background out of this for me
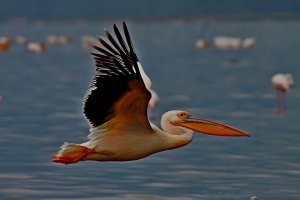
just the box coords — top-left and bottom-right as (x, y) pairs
(1, 0), (300, 21)
(0, 0), (300, 200)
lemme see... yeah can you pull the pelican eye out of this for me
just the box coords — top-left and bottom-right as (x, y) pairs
(177, 112), (189, 120)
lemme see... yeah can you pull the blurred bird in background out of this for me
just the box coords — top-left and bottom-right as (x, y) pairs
(271, 73), (294, 114)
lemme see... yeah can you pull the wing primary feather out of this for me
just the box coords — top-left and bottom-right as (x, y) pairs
(105, 30), (126, 56)
(99, 60), (114, 66)
(94, 58), (114, 66)
(119, 58), (135, 75)
(113, 24), (129, 53)
(102, 61), (129, 75)
(105, 65), (123, 75)
(92, 46), (114, 57)
(95, 62), (119, 75)
(93, 57), (115, 69)
(96, 68), (115, 76)
(93, 56), (132, 77)
(98, 38), (120, 56)
(92, 55), (115, 64)
(90, 52), (102, 58)
(105, 29), (134, 72)
(112, 58), (134, 77)
(122, 21), (141, 78)
(94, 56), (125, 76)
(122, 22), (134, 53)
(111, 61), (130, 75)
(83, 22), (152, 128)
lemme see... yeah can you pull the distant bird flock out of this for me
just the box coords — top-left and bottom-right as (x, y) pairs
(0, 29), (294, 116)
(196, 36), (256, 49)
(0, 34), (257, 54)
(0, 34), (100, 53)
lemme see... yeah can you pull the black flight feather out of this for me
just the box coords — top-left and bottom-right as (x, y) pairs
(83, 22), (150, 127)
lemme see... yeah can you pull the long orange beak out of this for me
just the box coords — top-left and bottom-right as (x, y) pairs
(173, 115), (251, 137)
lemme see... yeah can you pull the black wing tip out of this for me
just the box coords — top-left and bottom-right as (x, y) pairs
(90, 52), (99, 58)
(122, 21), (127, 28)
(113, 23), (118, 29)
(98, 38), (106, 45)
(104, 30), (110, 38)
(94, 21), (132, 55)
(83, 21), (151, 128)
(92, 21), (141, 77)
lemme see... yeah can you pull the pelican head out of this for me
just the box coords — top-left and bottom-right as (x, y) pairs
(161, 110), (251, 137)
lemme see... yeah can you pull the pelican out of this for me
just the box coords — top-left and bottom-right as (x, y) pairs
(271, 73), (294, 114)
(241, 37), (256, 49)
(195, 39), (210, 49)
(81, 35), (99, 49)
(47, 35), (71, 45)
(0, 36), (11, 52)
(27, 42), (46, 54)
(15, 35), (27, 45)
(52, 22), (250, 164)
(214, 36), (242, 50)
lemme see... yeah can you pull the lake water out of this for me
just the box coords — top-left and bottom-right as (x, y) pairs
(0, 19), (300, 200)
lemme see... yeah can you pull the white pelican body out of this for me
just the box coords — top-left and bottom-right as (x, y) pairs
(214, 36), (242, 49)
(27, 42), (46, 54)
(79, 111), (194, 161)
(53, 22), (250, 164)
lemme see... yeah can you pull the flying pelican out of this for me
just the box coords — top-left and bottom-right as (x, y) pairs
(52, 22), (250, 164)
(271, 73), (294, 114)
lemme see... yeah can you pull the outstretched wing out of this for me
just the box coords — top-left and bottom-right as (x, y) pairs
(83, 22), (152, 130)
